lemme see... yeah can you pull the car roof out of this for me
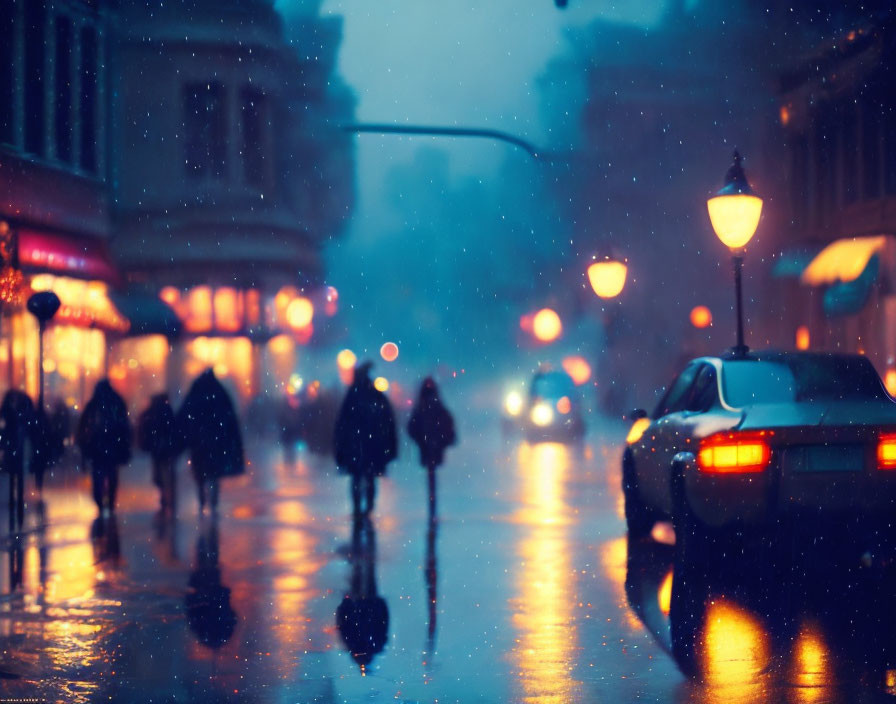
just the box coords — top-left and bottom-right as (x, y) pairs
(691, 350), (873, 367)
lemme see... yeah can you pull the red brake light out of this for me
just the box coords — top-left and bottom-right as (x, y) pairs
(697, 431), (772, 474)
(878, 434), (896, 470)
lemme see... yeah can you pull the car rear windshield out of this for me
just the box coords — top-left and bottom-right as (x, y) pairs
(722, 357), (887, 407)
(531, 372), (575, 400)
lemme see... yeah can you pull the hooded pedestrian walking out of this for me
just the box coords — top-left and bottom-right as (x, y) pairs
(334, 362), (397, 516)
(0, 390), (35, 530)
(408, 377), (456, 517)
(76, 380), (132, 514)
(137, 393), (180, 515)
(176, 369), (244, 515)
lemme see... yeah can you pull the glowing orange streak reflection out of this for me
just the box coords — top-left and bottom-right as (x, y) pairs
(700, 600), (771, 703)
(511, 442), (581, 703)
(791, 624), (833, 704)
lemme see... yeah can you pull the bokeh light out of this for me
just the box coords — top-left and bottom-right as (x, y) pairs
(380, 341), (399, 362)
(690, 305), (712, 329)
(532, 308), (562, 343)
(336, 349), (356, 385)
(374, 376), (389, 392)
(561, 356), (591, 386)
(504, 391), (524, 417)
(286, 297), (314, 329)
(795, 325), (810, 351)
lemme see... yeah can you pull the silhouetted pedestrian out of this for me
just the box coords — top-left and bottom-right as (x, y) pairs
(176, 369), (244, 515)
(76, 380), (132, 515)
(138, 393), (180, 516)
(336, 515), (389, 672)
(1, 390), (35, 531)
(408, 377), (456, 517)
(334, 362), (397, 516)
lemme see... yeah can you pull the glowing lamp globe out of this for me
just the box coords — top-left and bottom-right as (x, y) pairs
(532, 308), (562, 343)
(707, 151), (763, 250)
(587, 257), (627, 299)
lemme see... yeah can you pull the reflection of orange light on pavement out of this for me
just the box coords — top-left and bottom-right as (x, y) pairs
(380, 342), (399, 362)
(796, 325), (810, 351)
(702, 600), (771, 695)
(532, 308), (562, 343)
(690, 305), (712, 328)
(792, 625), (832, 701)
(600, 536), (644, 633)
(561, 356), (591, 385)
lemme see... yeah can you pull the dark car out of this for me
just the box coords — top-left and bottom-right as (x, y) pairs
(623, 350), (896, 672)
(522, 369), (585, 443)
(623, 351), (896, 554)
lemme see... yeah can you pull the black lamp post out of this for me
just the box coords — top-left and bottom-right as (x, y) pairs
(706, 151), (763, 358)
(27, 291), (60, 411)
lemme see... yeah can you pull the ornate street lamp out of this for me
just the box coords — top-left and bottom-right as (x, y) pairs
(27, 291), (61, 411)
(587, 253), (628, 300)
(706, 150), (763, 357)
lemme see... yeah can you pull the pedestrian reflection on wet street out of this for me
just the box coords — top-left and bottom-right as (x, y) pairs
(336, 515), (389, 673)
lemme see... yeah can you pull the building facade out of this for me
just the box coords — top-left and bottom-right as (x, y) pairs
(0, 0), (354, 413)
(0, 0), (125, 409)
(774, 14), (896, 388)
(109, 0), (354, 406)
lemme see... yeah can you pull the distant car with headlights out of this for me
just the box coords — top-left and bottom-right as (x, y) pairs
(623, 352), (896, 554)
(521, 370), (585, 443)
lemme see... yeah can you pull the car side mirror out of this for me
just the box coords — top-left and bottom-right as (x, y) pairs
(628, 408), (647, 421)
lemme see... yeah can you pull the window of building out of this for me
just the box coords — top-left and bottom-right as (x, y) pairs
(240, 85), (269, 189)
(790, 136), (809, 225)
(886, 104), (896, 196)
(184, 82), (227, 181)
(79, 25), (98, 173)
(841, 101), (857, 205)
(862, 98), (881, 200)
(0, 0), (15, 145)
(24, 0), (46, 156)
(54, 15), (73, 164)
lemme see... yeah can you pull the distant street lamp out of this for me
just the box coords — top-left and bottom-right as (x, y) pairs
(706, 150), (763, 357)
(27, 291), (60, 411)
(587, 253), (628, 300)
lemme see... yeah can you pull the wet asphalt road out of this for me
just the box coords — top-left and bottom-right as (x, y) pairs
(1, 415), (896, 703)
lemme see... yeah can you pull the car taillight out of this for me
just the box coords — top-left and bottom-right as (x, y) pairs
(877, 434), (896, 470)
(697, 431), (772, 474)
